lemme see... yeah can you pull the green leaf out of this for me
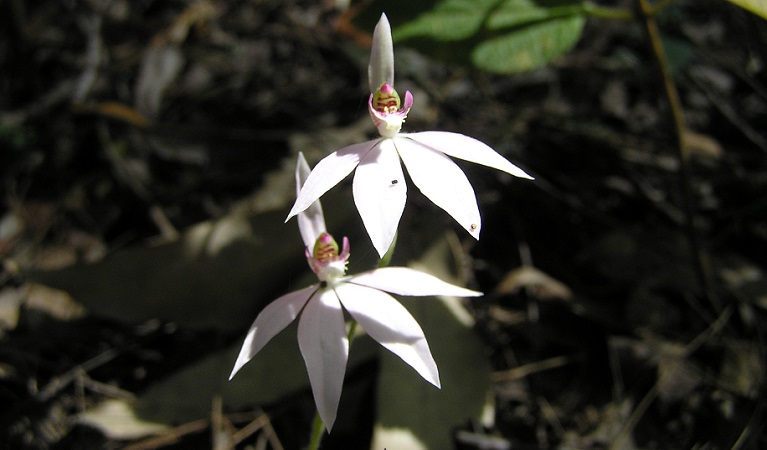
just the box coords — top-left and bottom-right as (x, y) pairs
(472, 15), (585, 73)
(726, 0), (767, 20)
(393, 0), (501, 41)
(134, 323), (378, 425)
(25, 188), (367, 332)
(26, 211), (304, 331)
(488, 0), (585, 29)
(371, 234), (492, 450)
(371, 296), (491, 449)
(391, 0), (587, 73)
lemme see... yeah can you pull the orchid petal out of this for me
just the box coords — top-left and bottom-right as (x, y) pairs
(353, 138), (407, 257)
(230, 285), (317, 380)
(394, 138), (482, 240)
(296, 152), (326, 249)
(406, 131), (533, 179)
(287, 140), (379, 222)
(348, 267), (482, 297)
(297, 289), (349, 432)
(368, 13), (394, 94)
(335, 283), (440, 388)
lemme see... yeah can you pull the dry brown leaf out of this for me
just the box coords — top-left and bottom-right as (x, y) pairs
(78, 399), (169, 440)
(24, 283), (86, 321)
(683, 129), (723, 160)
(495, 266), (572, 300)
(0, 287), (24, 331)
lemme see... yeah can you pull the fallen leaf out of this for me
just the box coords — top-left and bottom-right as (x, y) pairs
(495, 265), (572, 301)
(78, 399), (169, 440)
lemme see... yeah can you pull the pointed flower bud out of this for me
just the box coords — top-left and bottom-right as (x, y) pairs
(306, 232), (350, 282)
(368, 82), (413, 138)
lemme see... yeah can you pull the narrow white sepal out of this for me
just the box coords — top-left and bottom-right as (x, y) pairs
(296, 152), (327, 249)
(336, 283), (441, 388)
(405, 131), (534, 180)
(348, 267), (482, 297)
(394, 137), (483, 240)
(229, 286), (316, 380)
(297, 290), (349, 432)
(353, 138), (407, 257)
(286, 140), (379, 222)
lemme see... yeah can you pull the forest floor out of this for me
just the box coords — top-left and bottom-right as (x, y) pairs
(1, 0), (766, 449)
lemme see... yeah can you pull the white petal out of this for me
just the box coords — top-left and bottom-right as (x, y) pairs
(348, 267), (482, 297)
(336, 283), (440, 388)
(353, 138), (407, 257)
(286, 140), (379, 221)
(296, 152), (326, 249)
(406, 131), (533, 179)
(229, 286), (317, 380)
(394, 138), (482, 240)
(368, 13), (394, 93)
(297, 289), (349, 432)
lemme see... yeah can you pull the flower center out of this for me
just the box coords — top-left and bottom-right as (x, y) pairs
(313, 232), (339, 262)
(372, 83), (401, 114)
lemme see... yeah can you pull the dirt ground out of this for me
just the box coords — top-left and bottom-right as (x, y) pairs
(1, 0), (766, 449)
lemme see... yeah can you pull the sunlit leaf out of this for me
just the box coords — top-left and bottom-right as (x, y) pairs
(392, 0), (586, 73)
(26, 188), (365, 332)
(371, 234), (491, 450)
(27, 212), (303, 331)
(393, 0), (499, 41)
(371, 296), (491, 449)
(134, 322), (378, 424)
(472, 15), (585, 73)
(726, 0), (767, 20)
(488, 0), (584, 29)
(495, 265), (572, 300)
(78, 400), (169, 439)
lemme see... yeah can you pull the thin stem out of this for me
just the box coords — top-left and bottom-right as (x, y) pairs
(635, 0), (720, 313)
(582, 2), (634, 20)
(307, 412), (324, 450)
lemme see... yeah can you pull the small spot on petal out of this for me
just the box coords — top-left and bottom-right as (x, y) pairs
(470, 223), (477, 231)
(391, 179), (398, 185)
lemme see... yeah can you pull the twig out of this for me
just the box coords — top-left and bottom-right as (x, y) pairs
(634, 0), (720, 313)
(491, 355), (571, 382)
(609, 305), (733, 449)
(37, 348), (120, 401)
(122, 418), (210, 450)
(688, 73), (767, 154)
(229, 412), (283, 450)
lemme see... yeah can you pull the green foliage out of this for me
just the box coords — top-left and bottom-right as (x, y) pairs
(726, 0), (767, 20)
(372, 235), (491, 449)
(372, 296), (491, 449)
(394, 0), (501, 41)
(473, 15), (585, 74)
(392, 0), (588, 73)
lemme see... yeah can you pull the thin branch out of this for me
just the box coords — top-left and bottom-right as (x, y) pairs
(635, 0), (721, 313)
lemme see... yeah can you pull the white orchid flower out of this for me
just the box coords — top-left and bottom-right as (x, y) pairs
(286, 13), (533, 257)
(230, 152), (482, 432)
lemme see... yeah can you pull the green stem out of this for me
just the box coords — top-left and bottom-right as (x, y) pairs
(307, 411), (324, 450)
(581, 2), (634, 20)
(634, 0), (720, 313)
